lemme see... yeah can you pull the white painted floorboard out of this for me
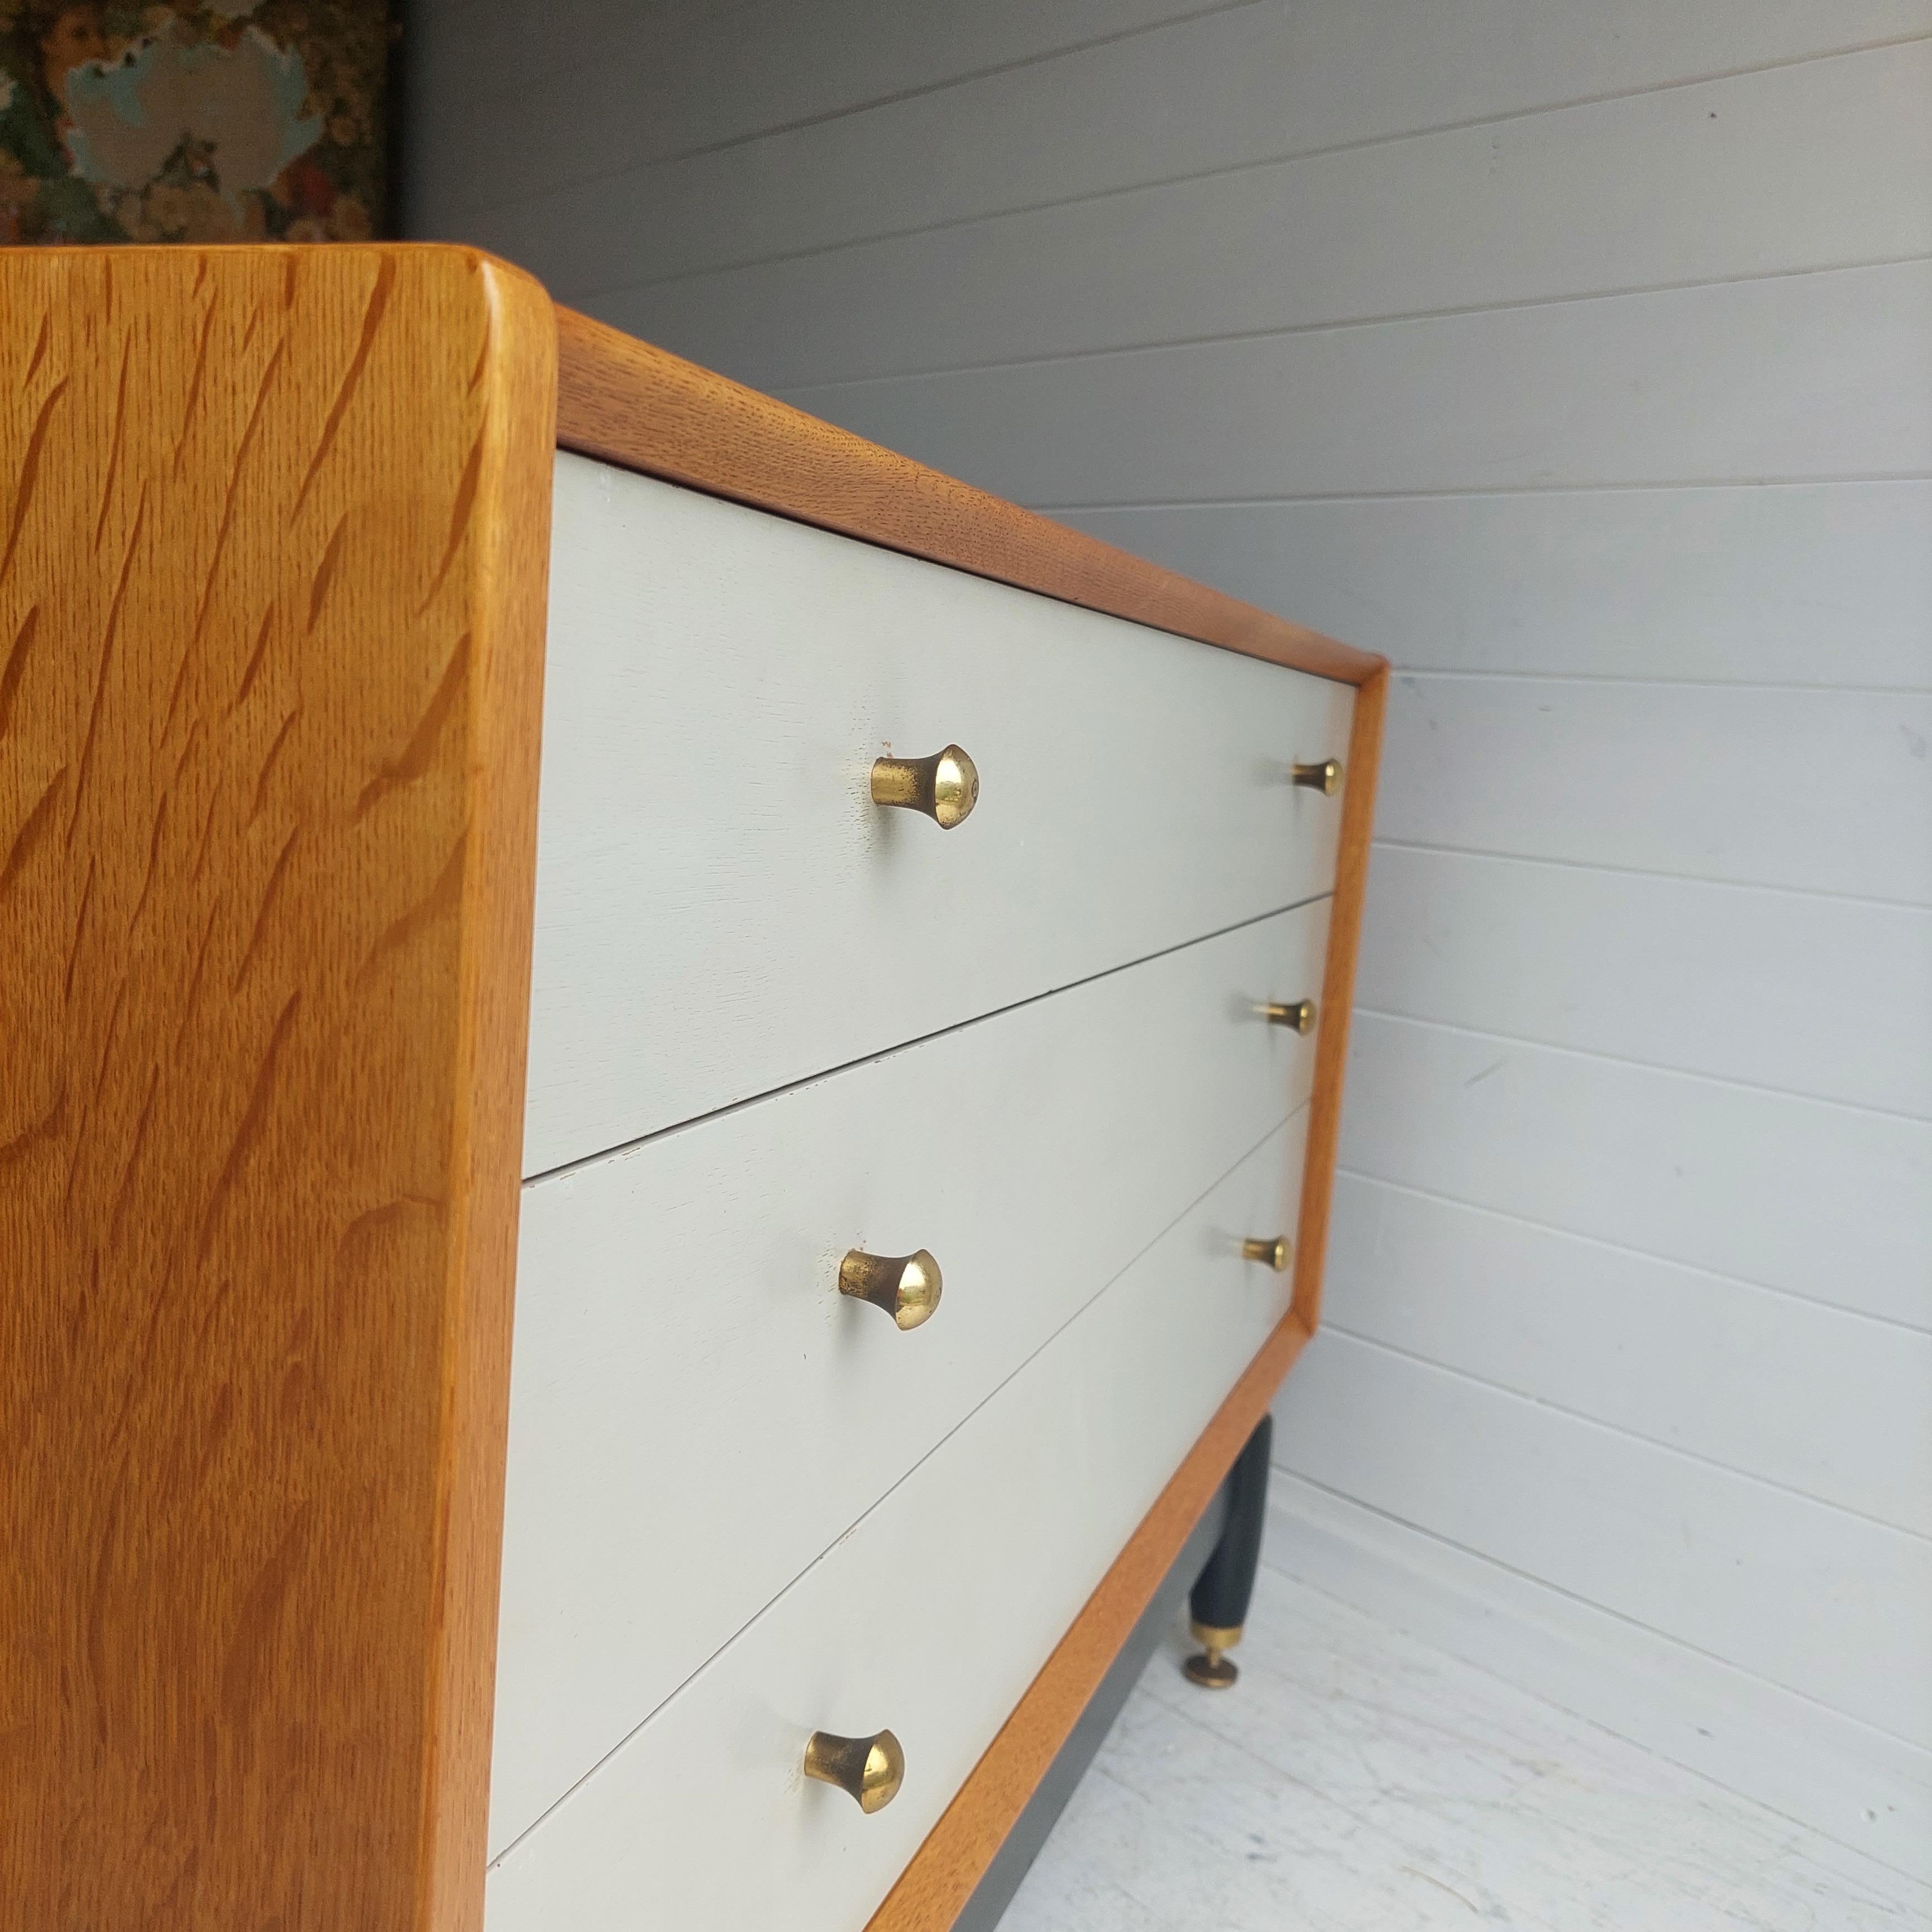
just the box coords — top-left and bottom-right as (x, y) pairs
(1000, 1561), (1932, 1931)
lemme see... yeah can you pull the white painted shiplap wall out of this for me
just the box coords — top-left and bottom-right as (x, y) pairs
(405, 0), (1932, 1882)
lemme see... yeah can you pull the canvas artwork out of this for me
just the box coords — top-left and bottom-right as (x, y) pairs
(0, 1), (388, 244)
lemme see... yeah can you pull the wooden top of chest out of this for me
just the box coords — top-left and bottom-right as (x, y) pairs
(552, 301), (1381, 686)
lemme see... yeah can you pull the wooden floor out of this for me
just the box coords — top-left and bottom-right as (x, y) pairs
(1000, 1559), (1930, 1931)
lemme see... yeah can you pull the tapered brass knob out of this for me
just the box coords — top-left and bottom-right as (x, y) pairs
(839, 1248), (943, 1329)
(1263, 999), (1317, 1034)
(1241, 1236), (1291, 1273)
(871, 745), (979, 827)
(1292, 758), (1342, 796)
(804, 1728), (905, 1812)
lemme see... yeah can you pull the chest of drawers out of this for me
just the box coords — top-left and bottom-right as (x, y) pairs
(3, 245), (1384, 1931)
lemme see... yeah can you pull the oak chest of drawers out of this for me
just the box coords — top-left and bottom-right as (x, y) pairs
(3, 246), (1385, 1931)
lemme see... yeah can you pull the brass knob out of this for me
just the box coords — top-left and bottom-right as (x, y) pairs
(1241, 1236), (1291, 1273)
(1263, 999), (1317, 1034)
(872, 745), (979, 828)
(1292, 757), (1342, 796)
(839, 1248), (943, 1330)
(804, 1728), (905, 1813)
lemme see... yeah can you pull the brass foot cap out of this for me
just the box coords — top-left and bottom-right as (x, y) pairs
(1183, 1649), (1239, 1689)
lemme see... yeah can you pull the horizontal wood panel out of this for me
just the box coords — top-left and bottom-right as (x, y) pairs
(603, 43), (1932, 386)
(1323, 1176), (1932, 1535)
(777, 260), (1932, 504)
(1339, 1013), (1932, 1329)
(451, 7), (1932, 316)
(1151, 1571), (1932, 1922)
(1272, 1331), (1932, 1750)
(1374, 677), (1932, 904)
(486, 1121), (1304, 1928)
(1057, 484), (1932, 688)
(412, 0), (1204, 230)
(495, 905), (1328, 1850)
(1355, 847), (1932, 1118)
(1261, 1473), (1932, 1885)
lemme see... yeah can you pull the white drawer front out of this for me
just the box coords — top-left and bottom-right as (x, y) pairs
(486, 1116), (1304, 1928)
(525, 452), (1356, 1175)
(490, 901), (1328, 1853)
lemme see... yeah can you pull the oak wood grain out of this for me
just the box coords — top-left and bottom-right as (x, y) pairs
(861, 1310), (1314, 1932)
(0, 244), (555, 1932)
(554, 305), (1382, 687)
(1292, 662), (1388, 1334)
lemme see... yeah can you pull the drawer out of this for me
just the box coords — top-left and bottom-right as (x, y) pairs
(485, 1115), (1305, 1927)
(524, 452), (1356, 1174)
(490, 900), (1329, 1851)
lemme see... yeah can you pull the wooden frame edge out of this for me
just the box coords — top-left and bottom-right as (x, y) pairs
(862, 1308), (1314, 1932)
(551, 303), (1382, 687)
(2, 243), (554, 1932)
(416, 253), (559, 1932)
(1291, 663), (1388, 1335)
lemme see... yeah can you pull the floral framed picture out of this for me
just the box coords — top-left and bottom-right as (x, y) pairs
(1, 1), (391, 245)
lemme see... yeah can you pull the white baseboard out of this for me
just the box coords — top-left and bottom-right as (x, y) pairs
(1264, 1470), (1932, 1889)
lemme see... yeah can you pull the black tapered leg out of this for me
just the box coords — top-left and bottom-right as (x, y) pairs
(1183, 1413), (1272, 1688)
